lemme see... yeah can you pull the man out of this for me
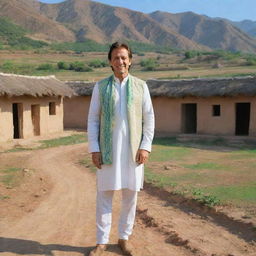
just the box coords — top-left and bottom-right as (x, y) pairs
(87, 42), (154, 256)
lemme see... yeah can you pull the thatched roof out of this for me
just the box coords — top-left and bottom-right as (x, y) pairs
(67, 76), (256, 98)
(147, 76), (256, 97)
(66, 81), (95, 96)
(0, 73), (74, 97)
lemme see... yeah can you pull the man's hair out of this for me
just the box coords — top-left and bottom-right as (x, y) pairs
(108, 42), (133, 61)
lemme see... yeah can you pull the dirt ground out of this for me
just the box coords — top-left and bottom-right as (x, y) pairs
(0, 139), (256, 256)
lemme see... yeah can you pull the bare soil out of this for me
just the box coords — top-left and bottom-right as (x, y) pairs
(0, 141), (255, 256)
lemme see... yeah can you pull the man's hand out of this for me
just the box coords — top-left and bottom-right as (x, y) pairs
(136, 149), (150, 165)
(91, 152), (102, 169)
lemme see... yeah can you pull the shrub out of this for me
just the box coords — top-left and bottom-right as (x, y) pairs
(140, 58), (158, 71)
(37, 63), (54, 71)
(88, 59), (107, 68)
(57, 61), (69, 70)
(69, 61), (82, 71)
(69, 61), (93, 72)
(1, 61), (14, 71)
(184, 50), (202, 59)
(210, 50), (242, 60)
(245, 57), (256, 66)
(82, 65), (93, 72)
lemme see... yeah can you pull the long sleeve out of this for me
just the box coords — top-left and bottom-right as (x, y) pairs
(139, 83), (155, 152)
(87, 83), (101, 153)
(92, 77), (151, 192)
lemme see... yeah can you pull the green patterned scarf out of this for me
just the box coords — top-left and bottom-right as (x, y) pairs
(98, 74), (144, 164)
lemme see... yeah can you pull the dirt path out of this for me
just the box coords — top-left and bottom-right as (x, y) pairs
(0, 144), (255, 256)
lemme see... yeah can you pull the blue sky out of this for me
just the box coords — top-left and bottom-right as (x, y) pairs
(38, 0), (256, 21)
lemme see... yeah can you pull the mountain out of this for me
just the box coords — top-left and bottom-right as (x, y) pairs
(36, 0), (207, 50)
(0, 0), (75, 42)
(232, 20), (256, 38)
(149, 11), (256, 53)
(1, 0), (256, 53)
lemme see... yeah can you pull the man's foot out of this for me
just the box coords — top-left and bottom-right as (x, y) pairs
(118, 239), (134, 256)
(88, 244), (107, 256)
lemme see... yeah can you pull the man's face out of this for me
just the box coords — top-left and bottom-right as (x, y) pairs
(109, 47), (131, 78)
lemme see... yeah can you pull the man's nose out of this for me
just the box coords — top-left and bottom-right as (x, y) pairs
(117, 57), (123, 64)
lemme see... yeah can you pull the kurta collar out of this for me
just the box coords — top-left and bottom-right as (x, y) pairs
(113, 74), (129, 85)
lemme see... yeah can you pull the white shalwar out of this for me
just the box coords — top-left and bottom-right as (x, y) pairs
(88, 75), (155, 192)
(87, 74), (154, 244)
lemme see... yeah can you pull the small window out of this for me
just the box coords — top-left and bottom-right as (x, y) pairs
(212, 105), (221, 116)
(49, 102), (56, 115)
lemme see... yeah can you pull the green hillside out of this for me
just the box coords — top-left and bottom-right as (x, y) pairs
(50, 40), (174, 54)
(0, 17), (173, 53)
(0, 17), (48, 50)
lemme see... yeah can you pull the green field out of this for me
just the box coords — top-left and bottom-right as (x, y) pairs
(145, 137), (256, 208)
(1, 48), (256, 81)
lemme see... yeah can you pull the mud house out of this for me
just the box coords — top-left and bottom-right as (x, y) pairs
(0, 73), (73, 142)
(64, 81), (94, 129)
(147, 76), (256, 136)
(64, 76), (256, 137)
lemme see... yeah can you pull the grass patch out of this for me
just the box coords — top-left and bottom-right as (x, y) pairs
(202, 184), (256, 204)
(230, 149), (256, 159)
(148, 137), (192, 162)
(0, 194), (10, 200)
(39, 134), (87, 148)
(153, 137), (179, 146)
(79, 156), (97, 173)
(145, 167), (178, 189)
(145, 168), (220, 206)
(150, 145), (190, 162)
(186, 137), (228, 146)
(6, 147), (33, 153)
(144, 136), (256, 209)
(192, 188), (220, 206)
(0, 167), (23, 188)
(183, 162), (225, 170)
(169, 172), (206, 183)
(153, 136), (233, 148)
(5, 134), (87, 153)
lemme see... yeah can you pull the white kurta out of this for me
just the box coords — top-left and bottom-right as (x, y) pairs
(87, 75), (154, 192)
